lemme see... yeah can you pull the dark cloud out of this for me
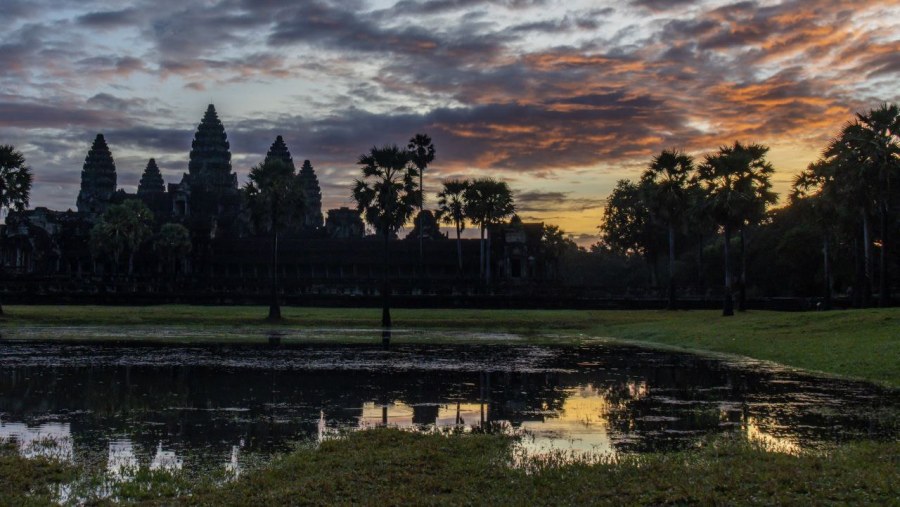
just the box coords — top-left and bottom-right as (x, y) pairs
(384, 0), (548, 16)
(631, 0), (697, 12)
(76, 9), (139, 29)
(515, 191), (606, 212)
(0, 101), (125, 129)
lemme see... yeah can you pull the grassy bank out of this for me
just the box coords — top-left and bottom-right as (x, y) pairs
(2, 305), (898, 386)
(2, 430), (898, 505)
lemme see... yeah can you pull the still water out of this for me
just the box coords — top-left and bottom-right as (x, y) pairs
(0, 338), (896, 475)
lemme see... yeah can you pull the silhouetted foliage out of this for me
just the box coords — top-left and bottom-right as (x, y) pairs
(353, 144), (420, 328)
(89, 200), (154, 276)
(0, 145), (32, 315)
(640, 149), (695, 309)
(464, 178), (515, 282)
(154, 223), (192, 276)
(435, 178), (470, 273)
(408, 133), (435, 265)
(244, 156), (306, 320)
(695, 142), (776, 315)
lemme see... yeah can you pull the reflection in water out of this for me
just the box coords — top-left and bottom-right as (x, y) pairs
(0, 421), (73, 461)
(0, 341), (896, 474)
(107, 439), (138, 478)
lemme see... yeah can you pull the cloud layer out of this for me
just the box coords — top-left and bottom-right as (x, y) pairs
(2, 0), (898, 242)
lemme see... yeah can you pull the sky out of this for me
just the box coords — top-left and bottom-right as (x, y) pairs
(2, 0), (899, 245)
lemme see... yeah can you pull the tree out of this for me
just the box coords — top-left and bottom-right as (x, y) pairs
(155, 223), (192, 276)
(540, 224), (578, 279)
(244, 158), (304, 321)
(0, 145), (33, 315)
(792, 159), (840, 310)
(695, 142), (777, 316)
(244, 159), (305, 321)
(353, 145), (419, 330)
(640, 149), (695, 309)
(599, 179), (657, 285)
(435, 178), (470, 274)
(89, 199), (154, 276)
(463, 178), (515, 283)
(842, 104), (900, 306)
(408, 134), (435, 267)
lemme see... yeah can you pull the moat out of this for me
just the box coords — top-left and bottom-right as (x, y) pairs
(0, 338), (896, 475)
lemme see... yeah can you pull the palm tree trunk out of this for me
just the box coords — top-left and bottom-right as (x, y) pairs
(853, 234), (865, 308)
(696, 233), (705, 290)
(485, 226), (492, 283)
(667, 223), (676, 310)
(268, 229), (281, 321)
(479, 225), (485, 280)
(823, 233), (832, 311)
(128, 251), (135, 277)
(419, 172), (424, 266)
(879, 203), (889, 307)
(455, 222), (463, 273)
(862, 212), (873, 307)
(738, 226), (747, 312)
(382, 228), (392, 329)
(723, 224), (734, 317)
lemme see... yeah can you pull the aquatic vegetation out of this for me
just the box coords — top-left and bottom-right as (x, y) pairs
(3, 431), (897, 505)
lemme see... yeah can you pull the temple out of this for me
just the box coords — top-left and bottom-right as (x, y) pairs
(0, 105), (552, 301)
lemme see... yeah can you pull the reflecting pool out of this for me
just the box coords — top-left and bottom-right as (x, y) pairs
(0, 339), (896, 474)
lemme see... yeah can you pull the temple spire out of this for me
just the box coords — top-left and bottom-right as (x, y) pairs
(187, 104), (235, 192)
(76, 133), (117, 214)
(298, 159), (323, 230)
(264, 135), (295, 169)
(137, 158), (165, 195)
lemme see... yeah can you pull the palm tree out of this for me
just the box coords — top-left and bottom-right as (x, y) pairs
(640, 149), (694, 309)
(844, 104), (900, 306)
(696, 142), (776, 316)
(792, 159), (841, 310)
(408, 134), (435, 267)
(0, 145), (33, 315)
(155, 223), (192, 277)
(435, 179), (470, 273)
(733, 143), (777, 311)
(826, 123), (881, 306)
(244, 158), (304, 321)
(89, 200), (154, 276)
(463, 178), (514, 283)
(353, 145), (419, 329)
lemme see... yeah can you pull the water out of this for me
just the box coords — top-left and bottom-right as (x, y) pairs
(0, 339), (896, 476)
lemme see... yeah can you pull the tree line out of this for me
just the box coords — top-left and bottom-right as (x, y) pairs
(595, 104), (899, 315)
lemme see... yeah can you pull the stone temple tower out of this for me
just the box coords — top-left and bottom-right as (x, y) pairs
(264, 135), (294, 169)
(297, 160), (323, 231)
(187, 104), (236, 194)
(182, 104), (240, 236)
(263, 136), (323, 233)
(76, 134), (117, 215)
(137, 158), (165, 196)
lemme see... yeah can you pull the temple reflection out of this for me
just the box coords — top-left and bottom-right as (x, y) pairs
(0, 342), (895, 473)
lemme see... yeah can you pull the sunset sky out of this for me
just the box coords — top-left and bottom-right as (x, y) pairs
(2, 0), (899, 245)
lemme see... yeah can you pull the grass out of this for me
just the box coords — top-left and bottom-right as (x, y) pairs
(2, 305), (899, 386)
(2, 430), (898, 505)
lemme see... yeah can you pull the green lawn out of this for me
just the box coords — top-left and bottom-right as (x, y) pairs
(2, 305), (898, 386)
(3, 430), (898, 505)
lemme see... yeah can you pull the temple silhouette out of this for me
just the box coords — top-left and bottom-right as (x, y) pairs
(1, 105), (553, 302)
